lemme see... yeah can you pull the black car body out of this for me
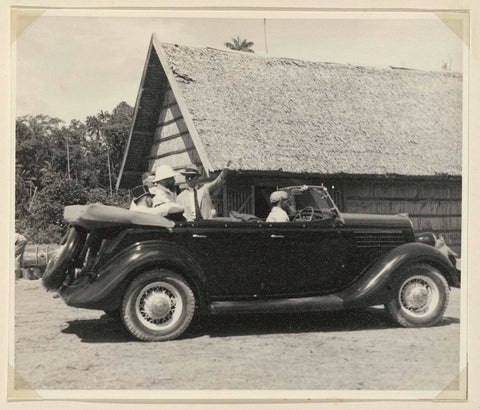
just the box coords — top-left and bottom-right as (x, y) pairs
(43, 185), (460, 341)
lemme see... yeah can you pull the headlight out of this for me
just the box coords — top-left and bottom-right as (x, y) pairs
(415, 232), (437, 246)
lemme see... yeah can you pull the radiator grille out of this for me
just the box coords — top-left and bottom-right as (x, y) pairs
(354, 231), (405, 248)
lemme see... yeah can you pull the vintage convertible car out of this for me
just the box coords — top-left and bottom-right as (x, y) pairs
(43, 185), (460, 342)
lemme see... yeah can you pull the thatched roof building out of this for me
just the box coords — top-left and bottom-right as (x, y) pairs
(117, 34), (462, 253)
(118, 35), (461, 187)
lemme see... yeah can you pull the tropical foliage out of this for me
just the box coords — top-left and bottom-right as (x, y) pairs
(15, 102), (133, 243)
(224, 37), (255, 53)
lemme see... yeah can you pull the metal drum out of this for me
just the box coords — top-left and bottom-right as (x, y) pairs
(22, 244), (62, 278)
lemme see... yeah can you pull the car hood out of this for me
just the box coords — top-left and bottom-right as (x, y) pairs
(341, 213), (412, 229)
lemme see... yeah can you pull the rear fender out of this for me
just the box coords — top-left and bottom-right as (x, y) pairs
(339, 242), (459, 308)
(61, 240), (208, 312)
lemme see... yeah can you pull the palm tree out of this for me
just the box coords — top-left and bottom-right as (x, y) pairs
(224, 37), (255, 53)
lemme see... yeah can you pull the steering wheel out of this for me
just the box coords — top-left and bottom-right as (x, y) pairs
(293, 206), (315, 222)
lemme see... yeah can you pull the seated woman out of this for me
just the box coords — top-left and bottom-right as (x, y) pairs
(266, 191), (291, 223)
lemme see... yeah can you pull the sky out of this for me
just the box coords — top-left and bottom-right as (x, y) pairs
(14, 11), (465, 124)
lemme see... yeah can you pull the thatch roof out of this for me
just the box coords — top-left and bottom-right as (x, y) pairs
(118, 35), (462, 188)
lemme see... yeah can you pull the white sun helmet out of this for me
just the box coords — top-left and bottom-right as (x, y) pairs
(152, 165), (177, 183)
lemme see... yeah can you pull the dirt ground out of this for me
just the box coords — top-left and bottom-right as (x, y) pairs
(12, 279), (461, 392)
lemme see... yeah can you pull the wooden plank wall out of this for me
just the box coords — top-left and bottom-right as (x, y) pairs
(212, 179), (255, 217)
(148, 88), (202, 183)
(226, 187), (255, 215)
(342, 179), (462, 255)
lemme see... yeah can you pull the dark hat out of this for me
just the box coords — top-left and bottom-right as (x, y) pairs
(181, 164), (201, 176)
(131, 185), (152, 201)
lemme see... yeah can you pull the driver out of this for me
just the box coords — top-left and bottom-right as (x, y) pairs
(266, 191), (290, 223)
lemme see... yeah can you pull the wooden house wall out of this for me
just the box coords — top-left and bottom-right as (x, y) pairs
(223, 183), (255, 216)
(148, 89), (203, 184)
(117, 47), (167, 189)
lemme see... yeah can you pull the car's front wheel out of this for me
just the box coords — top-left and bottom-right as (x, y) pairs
(385, 264), (449, 327)
(121, 269), (195, 342)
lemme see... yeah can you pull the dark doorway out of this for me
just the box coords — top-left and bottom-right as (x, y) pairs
(255, 187), (275, 218)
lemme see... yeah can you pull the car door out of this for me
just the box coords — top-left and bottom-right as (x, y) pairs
(262, 219), (350, 296)
(177, 220), (266, 298)
(260, 221), (311, 296)
(301, 221), (353, 292)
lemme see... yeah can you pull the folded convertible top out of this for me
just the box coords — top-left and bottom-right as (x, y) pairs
(64, 204), (175, 230)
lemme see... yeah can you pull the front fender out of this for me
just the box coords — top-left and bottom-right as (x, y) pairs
(61, 240), (208, 311)
(339, 242), (459, 309)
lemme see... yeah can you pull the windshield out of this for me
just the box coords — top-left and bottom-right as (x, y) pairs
(280, 185), (342, 222)
(292, 187), (332, 211)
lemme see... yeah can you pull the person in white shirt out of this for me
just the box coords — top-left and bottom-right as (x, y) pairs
(266, 191), (290, 223)
(149, 165), (184, 218)
(176, 164), (229, 221)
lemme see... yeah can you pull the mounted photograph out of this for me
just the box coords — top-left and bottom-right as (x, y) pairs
(10, 8), (467, 401)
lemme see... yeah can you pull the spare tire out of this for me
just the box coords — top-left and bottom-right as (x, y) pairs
(42, 227), (87, 291)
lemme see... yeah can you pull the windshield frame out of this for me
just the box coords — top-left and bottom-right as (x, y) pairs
(279, 185), (344, 223)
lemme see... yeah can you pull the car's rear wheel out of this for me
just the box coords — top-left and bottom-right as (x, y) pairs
(121, 269), (195, 342)
(385, 264), (449, 327)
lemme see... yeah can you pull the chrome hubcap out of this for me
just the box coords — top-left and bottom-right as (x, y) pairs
(403, 282), (429, 309)
(399, 275), (439, 317)
(143, 292), (174, 320)
(135, 282), (182, 330)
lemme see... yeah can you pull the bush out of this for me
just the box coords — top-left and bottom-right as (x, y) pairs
(86, 188), (130, 208)
(17, 172), (130, 243)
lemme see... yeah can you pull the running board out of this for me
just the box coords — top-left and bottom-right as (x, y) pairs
(209, 294), (344, 315)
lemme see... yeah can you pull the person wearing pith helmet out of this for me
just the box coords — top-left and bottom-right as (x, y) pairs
(266, 190), (290, 223)
(149, 164), (185, 218)
(150, 164), (177, 203)
(177, 164), (229, 221)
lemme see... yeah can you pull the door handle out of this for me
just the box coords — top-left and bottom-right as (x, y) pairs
(270, 234), (285, 238)
(192, 234), (207, 238)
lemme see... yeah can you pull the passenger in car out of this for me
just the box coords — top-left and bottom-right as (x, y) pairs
(142, 171), (155, 188)
(266, 191), (290, 223)
(129, 185), (154, 211)
(150, 165), (179, 206)
(177, 164), (229, 221)
(150, 165), (185, 218)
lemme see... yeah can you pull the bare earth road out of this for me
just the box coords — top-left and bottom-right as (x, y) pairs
(13, 280), (461, 392)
